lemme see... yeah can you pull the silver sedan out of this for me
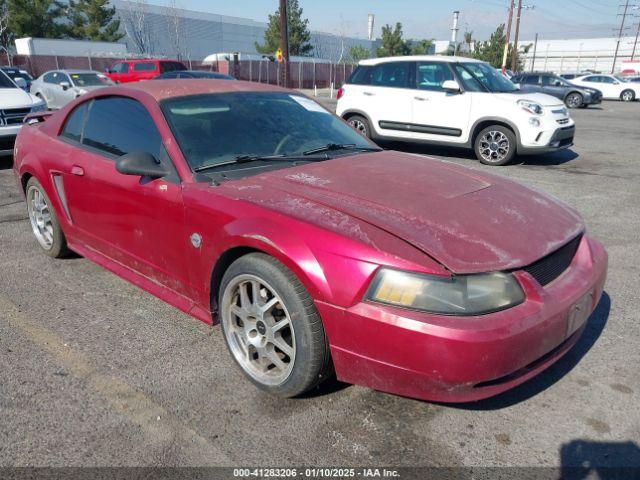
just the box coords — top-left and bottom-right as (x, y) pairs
(30, 70), (114, 109)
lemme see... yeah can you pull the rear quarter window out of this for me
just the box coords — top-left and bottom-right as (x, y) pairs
(346, 66), (372, 85)
(60, 102), (90, 142)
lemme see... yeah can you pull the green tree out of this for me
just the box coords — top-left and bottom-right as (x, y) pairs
(409, 39), (433, 55)
(7, 0), (65, 38)
(376, 22), (410, 57)
(347, 44), (371, 63)
(471, 24), (518, 68)
(463, 31), (474, 52)
(255, 0), (312, 57)
(68, 0), (123, 42)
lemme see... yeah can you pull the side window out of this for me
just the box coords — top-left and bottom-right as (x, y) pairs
(600, 76), (615, 84)
(43, 72), (56, 84)
(60, 101), (90, 142)
(134, 63), (157, 72)
(82, 97), (162, 159)
(524, 75), (540, 85)
(55, 73), (70, 85)
(584, 76), (599, 83)
(416, 62), (454, 91)
(370, 62), (411, 88)
(346, 66), (372, 85)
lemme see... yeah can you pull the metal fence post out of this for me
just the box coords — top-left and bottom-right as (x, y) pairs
(55, 55), (59, 69)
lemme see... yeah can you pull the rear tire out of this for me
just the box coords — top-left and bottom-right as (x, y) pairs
(346, 114), (371, 138)
(219, 253), (331, 398)
(25, 177), (70, 258)
(565, 92), (583, 108)
(620, 89), (635, 102)
(474, 125), (517, 166)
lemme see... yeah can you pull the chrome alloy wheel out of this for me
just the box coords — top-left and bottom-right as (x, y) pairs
(349, 118), (367, 135)
(621, 90), (634, 102)
(221, 274), (296, 386)
(566, 93), (582, 108)
(479, 130), (510, 164)
(27, 186), (54, 250)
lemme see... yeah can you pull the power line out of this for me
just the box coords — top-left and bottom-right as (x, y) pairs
(612, 0), (638, 71)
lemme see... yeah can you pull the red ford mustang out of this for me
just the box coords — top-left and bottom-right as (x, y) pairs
(14, 80), (607, 402)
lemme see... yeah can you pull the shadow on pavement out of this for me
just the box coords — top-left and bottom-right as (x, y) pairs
(560, 439), (640, 479)
(0, 156), (13, 170)
(450, 292), (611, 411)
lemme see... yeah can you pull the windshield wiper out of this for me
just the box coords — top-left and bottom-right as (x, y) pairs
(194, 154), (304, 172)
(302, 143), (382, 156)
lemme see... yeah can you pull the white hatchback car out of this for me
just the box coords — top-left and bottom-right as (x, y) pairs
(571, 74), (640, 102)
(336, 56), (575, 166)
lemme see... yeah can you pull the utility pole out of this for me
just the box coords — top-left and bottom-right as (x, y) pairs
(632, 19), (640, 61)
(531, 33), (538, 72)
(612, 0), (630, 73)
(279, 0), (290, 87)
(501, 0), (515, 73)
(511, 0), (524, 72)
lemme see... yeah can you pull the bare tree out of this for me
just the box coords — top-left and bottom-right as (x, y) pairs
(165, 0), (184, 59)
(120, 0), (155, 55)
(0, 2), (12, 65)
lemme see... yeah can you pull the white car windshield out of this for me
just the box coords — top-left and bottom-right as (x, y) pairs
(454, 62), (519, 93)
(0, 71), (18, 89)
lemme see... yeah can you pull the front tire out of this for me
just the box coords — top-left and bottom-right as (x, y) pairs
(620, 89), (635, 102)
(565, 92), (583, 108)
(26, 177), (70, 258)
(474, 125), (517, 166)
(346, 114), (371, 138)
(219, 253), (331, 397)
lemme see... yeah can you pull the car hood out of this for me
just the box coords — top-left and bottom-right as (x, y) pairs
(0, 87), (38, 108)
(219, 152), (584, 274)
(495, 91), (565, 106)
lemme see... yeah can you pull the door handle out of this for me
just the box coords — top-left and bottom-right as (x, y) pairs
(363, 91), (375, 96)
(70, 165), (84, 176)
(414, 96), (429, 101)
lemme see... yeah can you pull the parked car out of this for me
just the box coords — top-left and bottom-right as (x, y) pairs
(623, 75), (640, 83)
(0, 66), (33, 90)
(30, 70), (114, 109)
(105, 59), (186, 83)
(511, 72), (602, 108)
(13, 79), (607, 403)
(337, 56), (575, 166)
(0, 70), (46, 156)
(571, 74), (640, 101)
(154, 70), (234, 80)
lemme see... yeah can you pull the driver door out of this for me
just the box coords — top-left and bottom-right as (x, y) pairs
(58, 96), (192, 297)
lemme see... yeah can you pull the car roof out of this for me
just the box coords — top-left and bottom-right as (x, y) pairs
(43, 69), (101, 75)
(95, 79), (289, 102)
(359, 55), (484, 66)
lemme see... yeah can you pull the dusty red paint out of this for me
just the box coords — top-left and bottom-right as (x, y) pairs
(13, 80), (608, 402)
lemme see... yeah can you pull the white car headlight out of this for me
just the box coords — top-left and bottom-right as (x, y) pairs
(31, 102), (47, 113)
(518, 99), (544, 115)
(365, 268), (525, 315)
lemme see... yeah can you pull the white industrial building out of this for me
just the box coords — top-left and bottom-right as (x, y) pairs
(519, 36), (638, 74)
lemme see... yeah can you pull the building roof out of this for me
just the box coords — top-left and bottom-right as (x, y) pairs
(360, 55), (484, 65)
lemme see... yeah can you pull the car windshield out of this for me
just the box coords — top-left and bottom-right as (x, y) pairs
(161, 92), (374, 171)
(70, 73), (112, 87)
(456, 62), (519, 93)
(0, 70), (17, 88)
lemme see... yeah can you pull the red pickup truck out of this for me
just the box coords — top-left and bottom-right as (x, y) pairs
(105, 59), (187, 83)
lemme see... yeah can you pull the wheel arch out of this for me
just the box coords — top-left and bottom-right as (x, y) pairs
(469, 117), (522, 151)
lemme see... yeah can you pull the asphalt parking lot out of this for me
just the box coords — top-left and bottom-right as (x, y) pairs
(0, 100), (639, 470)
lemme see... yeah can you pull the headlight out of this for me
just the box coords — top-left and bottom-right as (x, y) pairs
(518, 99), (543, 115)
(365, 268), (525, 315)
(31, 102), (47, 113)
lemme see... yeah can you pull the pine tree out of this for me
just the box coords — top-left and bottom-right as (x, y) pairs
(7, 0), (66, 38)
(472, 24), (519, 68)
(255, 0), (313, 57)
(68, 0), (124, 42)
(376, 23), (410, 57)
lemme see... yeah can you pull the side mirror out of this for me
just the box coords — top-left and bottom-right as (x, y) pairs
(14, 77), (27, 89)
(514, 83), (521, 89)
(60, 81), (70, 90)
(105, 67), (112, 73)
(613, 81), (619, 85)
(116, 152), (168, 179)
(442, 80), (461, 93)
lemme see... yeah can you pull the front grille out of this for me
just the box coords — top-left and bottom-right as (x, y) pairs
(1, 108), (30, 125)
(557, 118), (570, 125)
(523, 234), (582, 286)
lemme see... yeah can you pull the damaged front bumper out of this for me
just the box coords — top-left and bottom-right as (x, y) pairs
(317, 235), (607, 403)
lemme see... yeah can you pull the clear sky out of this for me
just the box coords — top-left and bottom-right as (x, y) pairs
(154, 0), (628, 41)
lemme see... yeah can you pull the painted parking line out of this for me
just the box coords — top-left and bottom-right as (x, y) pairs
(0, 294), (229, 463)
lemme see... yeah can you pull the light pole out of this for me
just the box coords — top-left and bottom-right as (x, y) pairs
(279, 0), (290, 88)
